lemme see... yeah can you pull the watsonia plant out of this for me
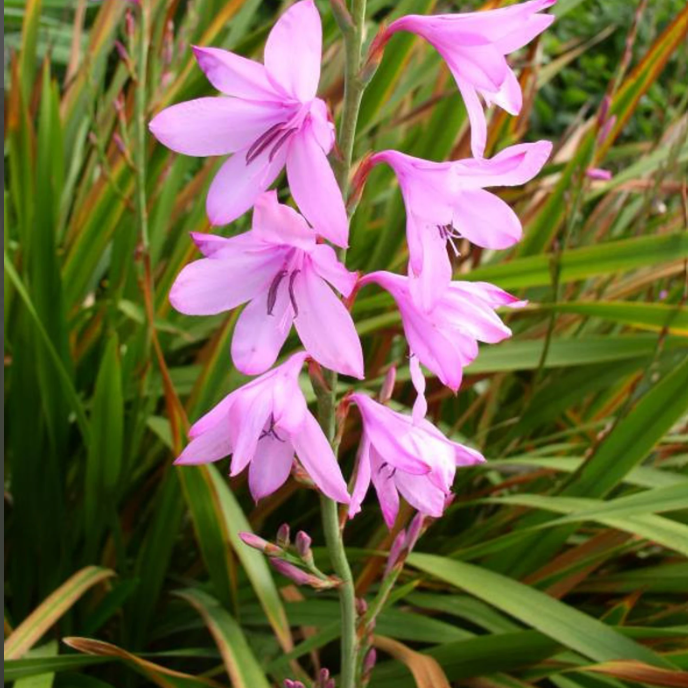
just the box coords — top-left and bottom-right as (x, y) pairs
(4, 0), (688, 687)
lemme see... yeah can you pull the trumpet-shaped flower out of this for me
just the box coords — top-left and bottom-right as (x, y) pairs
(170, 192), (364, 378)
(360, 272), (525, 391)
(149, 0), (348, 246)
(175, 353), (350, 504)
(385, 0), (556, 156)
(349, 392), (484, 527)
(371, 142), (551, 310)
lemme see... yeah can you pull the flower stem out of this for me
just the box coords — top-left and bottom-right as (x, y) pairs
(318, 2), (368, 687)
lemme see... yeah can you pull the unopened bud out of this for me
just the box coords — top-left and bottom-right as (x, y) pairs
(276, 523), (290, 548)
(356, 597), (368, 616)
(270, 559), (338, 590)
(295, 531), (313, 563)
(597, 95), (611, 126)
(597, 114), (617, 145)
(379, 365), (397, 404)
(316, 668), (330, 687)
(114, 40), (130, 63)
(125, 9), (135, 37)
(113, 132), (127, 155)
(363, 648), (377, 674)
(283, 681), (306, 688)
(384, 528), (407, 577)
(405, 512), (425, 551)
(238, 531), (282, 557)
(348, 152), (374, 212)
(586, 167), (612, 181)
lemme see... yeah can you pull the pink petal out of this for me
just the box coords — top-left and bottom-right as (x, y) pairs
(175, 420), (232, 465)
(169, 249), (284, 315)
(453, 140), (552, 188)
(310, 244), (358, 297)
(408, 227), (453, 312)
(248, 435), (295, 501)
(229, 388), (273, 477)
(445, 43), (508, 93)
(232, 284), (294, 375)
(206, 143), (288, 226)
(394, 471), (447, 519)
(453, 443), (486, 467)
(270, 353), (310, 433)
(409, 356), (428, 424)
(192, 46), (280, 100)
(349, 436), (372, 518)
(292, 265), (364, 379)
(264, 0), (322, 101)
(149, 98), (282, 157)
(483, 68), (522, 115)
(188, 392), (236, 439)
(286, 124), (348, 248)
(291, 412), (350, 503)
(370, 452), (401, 528)
(456, 78), (488, 158)
(252, 190), (315, 250)
(452, 188), (522, 249)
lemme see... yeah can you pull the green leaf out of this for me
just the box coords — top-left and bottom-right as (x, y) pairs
(174, 589), (272, 688)
(407, 554), (673, 668)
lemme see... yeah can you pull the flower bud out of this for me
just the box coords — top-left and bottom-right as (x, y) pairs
(384, 528), (407, 577)
(238, 531), (282, 557)
(125, 8), (135, 37)
(378, 365), (397, 404)
(283, 681), (306, 688)
(114, 40), (130, 63)
(295, 531), (313, 564)
(586, 167), (612, 181)
(364, 648), (377, 674)
(348, 152), (374, 212)
(356, 597), (368, 616)
(316, 668), (330, 687)
(405, 512), (425, 551)
(276, 523), (291, 548)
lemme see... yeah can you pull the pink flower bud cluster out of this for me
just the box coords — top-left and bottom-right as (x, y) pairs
(149, 0), (555, 524)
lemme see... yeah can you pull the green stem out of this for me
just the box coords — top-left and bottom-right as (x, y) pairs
(317, 2), (368, 687)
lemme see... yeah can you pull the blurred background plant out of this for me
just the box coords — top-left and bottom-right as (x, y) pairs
(3, 0), (688, 686)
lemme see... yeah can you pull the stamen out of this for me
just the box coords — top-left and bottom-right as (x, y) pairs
(288, 270), (300, 317)
(259, 413), (286, 443)
(437, 223), (462, 258)
(267, 270), (288, 315)
(246, 122), (285, 165)
(269, 127), (298, 162)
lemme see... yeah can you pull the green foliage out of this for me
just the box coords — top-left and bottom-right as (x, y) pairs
(4, 0), (688, 687)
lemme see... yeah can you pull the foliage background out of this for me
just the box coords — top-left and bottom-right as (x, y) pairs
(4, 0), (688, 686)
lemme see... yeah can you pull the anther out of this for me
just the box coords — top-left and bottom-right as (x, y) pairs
(288, 270), (300, 316)
(269, 127), (298, 162)
(267, 270), (288, 315)
(246, 122), (285, 165)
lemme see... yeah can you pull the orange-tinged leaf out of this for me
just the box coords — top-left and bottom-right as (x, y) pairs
(585, 660), (688, 687)
(374, 635), (451, 688)
(4, 567), (114, 660)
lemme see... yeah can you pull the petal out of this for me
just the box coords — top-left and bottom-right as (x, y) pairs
(350, 394), (432, 475)
(483, 68), (522, 115)
(445, 43), (508, 93)
(206, 143), (288, 226)
(456, 78), (488, 158)
(292, 266), (364, 379)
(252, 190), (315, 250)
(452, 140), (552, 188)
(408, 227), (453, 312)
(291, 412), (350, 503)
(453, 442), (486, 467)
(264, 0), (322, 101)
(310, 244), (358, 297)
(229, 387), (273, 477)
(370, 452), (401, 528)
(349, 436), (372, 518)
(248, 435), (295, 501)
(409, 356), (428, 424)
(286, 124), (348, 247)
(192, 46), (280, 100)
(394, 472), (447, 519)
(232, 284), (294, 375)
(270, 352), (310, 432)
(188, 391), (236, 439)
(149, 98), (283, 156)
(175, 420), (233, 465)
(452, 188), (522, 249)
(169, 249), (284, 315)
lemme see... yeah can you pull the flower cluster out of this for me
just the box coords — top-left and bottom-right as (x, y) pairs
(150, 0), (553, 527)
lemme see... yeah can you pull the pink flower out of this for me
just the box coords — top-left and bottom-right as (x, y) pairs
(360, 272), (525, 391)
(371, 142), (551, 311)
(149, 0), (348, 246)
(348, 392), (484, 527)
(385, 0), (556, 157)
(586, 167), (613, 181)
(175, 353), (350, 504)
(170, 192), (364, 378)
